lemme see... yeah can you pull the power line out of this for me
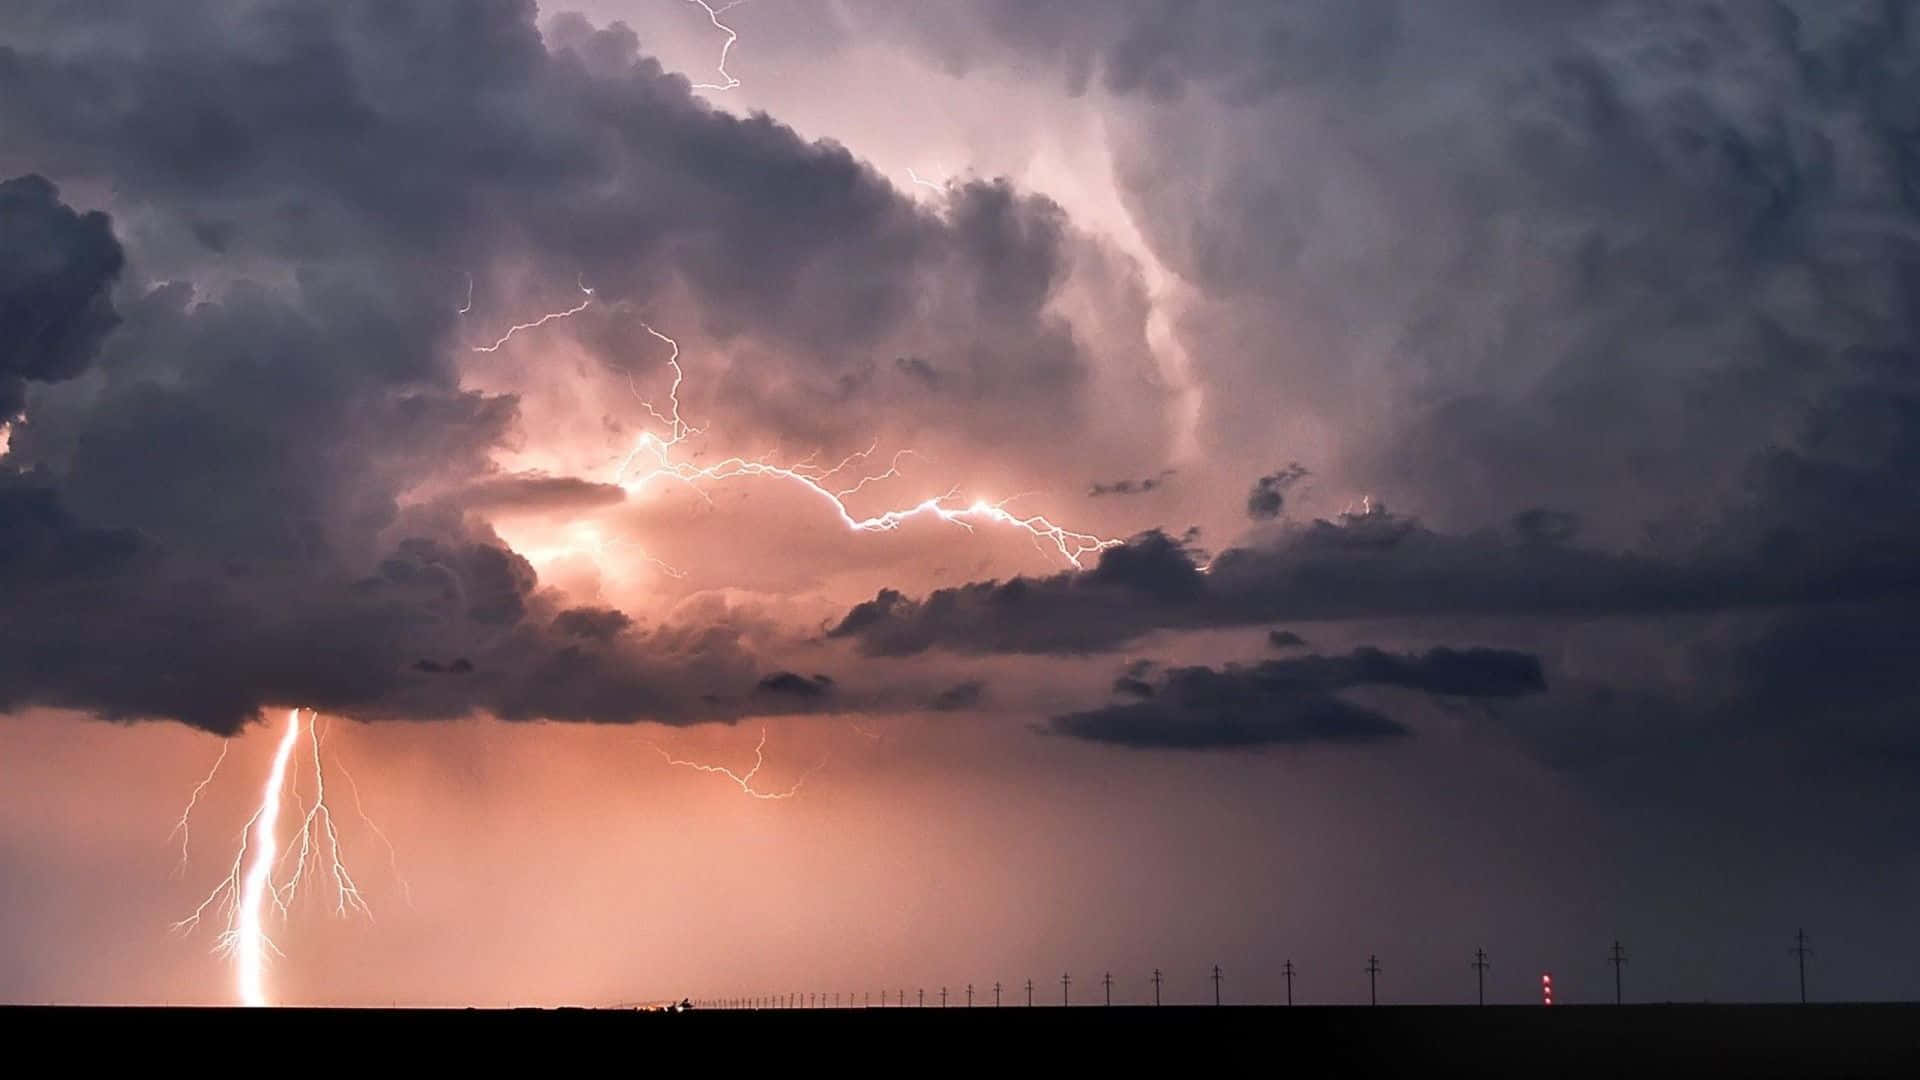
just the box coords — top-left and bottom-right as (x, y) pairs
(1791, 929), (1812, 1005)
(1608, 940), (1628, 1006)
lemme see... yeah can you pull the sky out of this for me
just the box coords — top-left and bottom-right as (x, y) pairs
(2, 0), (1917, 1007)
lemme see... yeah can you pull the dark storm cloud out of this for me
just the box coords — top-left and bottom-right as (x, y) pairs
(755, 671), (834, 698)
(0, 0), (1141, 732)
(444, 473), (627, 515)
(1245, 463), (1308, 520)
(1088, 468), (1174, 498)
(1511, 508), (1581, 547)
(864, 0), (1920, 550)
(831, 464), (1920, 658)
(551, 606), (633, 642)
(0, 175), (123, 420)
(928, 679), (985, 711)
(1052, 645), (1542, 749)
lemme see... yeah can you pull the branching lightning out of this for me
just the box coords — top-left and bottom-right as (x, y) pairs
(172, 708), (402, 1006)
(683, 0), (745, 91)
(650, 726), (826, 799)
(168, 740), (229, 877)
(473, 278), (593, 353)
(613, 322), (1121, 568)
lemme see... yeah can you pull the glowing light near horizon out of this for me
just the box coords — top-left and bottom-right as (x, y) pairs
(173, 708), (398, 1006)
(613, 322), (1120, 568)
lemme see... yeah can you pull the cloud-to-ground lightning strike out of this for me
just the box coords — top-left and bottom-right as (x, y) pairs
(650, 727), (825, 799)
(232, 708), (301, 1007)
(683, 0), (745, 91)
(613, 323), (1121, 567)
(473, 278), (593, 353)
(173, 708), (400, 1006)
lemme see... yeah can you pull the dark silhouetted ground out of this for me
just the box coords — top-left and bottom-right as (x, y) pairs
(10, 1002), (1916, 1075)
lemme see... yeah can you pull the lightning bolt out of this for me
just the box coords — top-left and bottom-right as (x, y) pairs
(172, 707), (401, 1006)
(459, 272), (475, 315)
(472, 278), (593, 353)
(684, 0), (745, 91)
(613, 322), (1121, 568)
(167, 740), (230, 877)
(906, 167), (948, 193)
(231, 707), (301, 1007)
(650, 726), (826, 799)
(335, 754), (415, 909)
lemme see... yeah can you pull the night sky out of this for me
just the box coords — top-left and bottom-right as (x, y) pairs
(3, 0), (1917, 1007)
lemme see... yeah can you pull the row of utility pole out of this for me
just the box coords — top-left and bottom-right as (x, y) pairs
(691, 930), (1816, 1010)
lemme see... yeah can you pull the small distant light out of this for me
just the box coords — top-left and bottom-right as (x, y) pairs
(1542, 972), (1553, 1006)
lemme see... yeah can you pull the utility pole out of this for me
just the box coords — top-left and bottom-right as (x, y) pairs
(1608, 940), (1628, 1005)
(1151, 968), (1163, 1006)
(940, 987), (948, 1008)
(1283, 960), (1296, 1006)
(1103, 971), (1114, 1006)
(966, 983), (974, 1007)
(1473, 947), (1490, 1006)
(1062, 972), (1072, 1006)
(1791, 929), (1812, 1004)
(1211, 964), (1223, 1005)
(918, 988), (925, 1008)
(994, 981), (1002, 1007)
(1025, 978), (1034, 1007)
(1366, 955), (1382, 1006)
(864, 991), (870, 1008)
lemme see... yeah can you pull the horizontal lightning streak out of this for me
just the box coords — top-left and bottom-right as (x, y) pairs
(650, 727), (825, 799)
(613, 322), (1119, 567)
(473, 279), (593, 353)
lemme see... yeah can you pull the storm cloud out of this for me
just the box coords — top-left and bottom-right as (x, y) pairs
(0, 0), (1161, 733)
(0, 175), (123, 420)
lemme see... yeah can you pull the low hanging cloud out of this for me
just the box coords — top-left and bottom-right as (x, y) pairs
(1245, 463), (1309, 520)
(1088, 468), (1175, 497)
(1051, 646), (1544, 749)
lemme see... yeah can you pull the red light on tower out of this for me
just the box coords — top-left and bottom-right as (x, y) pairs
(1542, 972), (1553, 1006)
